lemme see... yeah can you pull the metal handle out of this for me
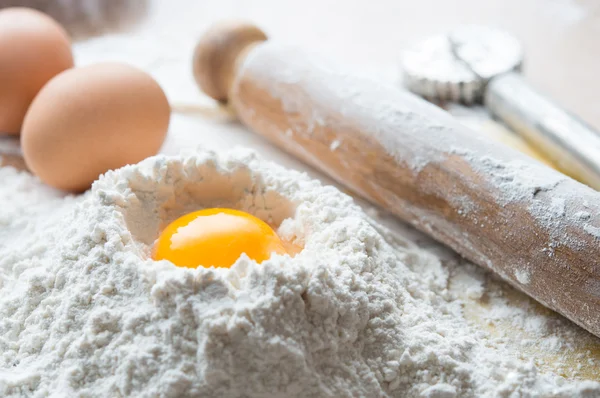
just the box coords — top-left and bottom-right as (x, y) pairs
(486, 72), (600, 189)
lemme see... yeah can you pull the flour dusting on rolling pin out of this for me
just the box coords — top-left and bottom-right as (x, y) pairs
(194, 22), (600, 338)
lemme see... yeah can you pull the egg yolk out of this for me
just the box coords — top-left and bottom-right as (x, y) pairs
(153, 208), (290, 268)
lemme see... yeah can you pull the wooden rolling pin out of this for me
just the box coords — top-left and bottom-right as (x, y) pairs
(192, 22), (600, 338)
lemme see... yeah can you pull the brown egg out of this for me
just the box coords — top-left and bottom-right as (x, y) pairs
(21, 63), (171, 192)
(0, 8), (74, 135)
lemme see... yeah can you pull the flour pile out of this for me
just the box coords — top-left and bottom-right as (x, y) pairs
(0, 149), (598, 397)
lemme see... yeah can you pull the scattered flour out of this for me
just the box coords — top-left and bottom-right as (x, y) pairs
(0, 149), (599, 397)
(515, 268), (531, 285)
(584, 224), (600, 239)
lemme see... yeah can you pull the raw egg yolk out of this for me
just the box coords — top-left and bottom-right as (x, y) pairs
(153, 208), (289, 268)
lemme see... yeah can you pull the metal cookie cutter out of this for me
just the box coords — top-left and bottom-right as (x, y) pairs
(401, 25), (600, 190)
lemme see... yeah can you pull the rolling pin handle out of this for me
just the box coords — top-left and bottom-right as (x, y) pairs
(485, 72), (600, 189)
(193, 21), (267, 103)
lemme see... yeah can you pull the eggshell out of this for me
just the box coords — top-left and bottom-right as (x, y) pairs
(21, 63), (170, 192)
(0, 8), (73, 135)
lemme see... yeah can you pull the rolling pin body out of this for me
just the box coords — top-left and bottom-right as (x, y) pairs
(194, 24), (600, 337)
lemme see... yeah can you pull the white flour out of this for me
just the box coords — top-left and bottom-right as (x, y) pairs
(0, 148), (599, 397)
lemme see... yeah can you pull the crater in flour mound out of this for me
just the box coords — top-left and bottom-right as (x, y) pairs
(97, 152), (297, 249)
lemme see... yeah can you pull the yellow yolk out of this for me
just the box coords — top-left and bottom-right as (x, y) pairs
(153, 208), (290, 268)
